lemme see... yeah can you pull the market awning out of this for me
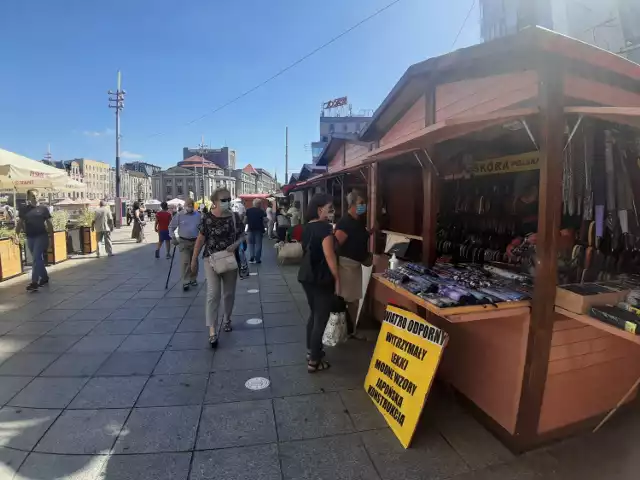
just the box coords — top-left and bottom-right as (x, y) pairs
(565, 107), (640, 130)
(361, 107), (540, 164)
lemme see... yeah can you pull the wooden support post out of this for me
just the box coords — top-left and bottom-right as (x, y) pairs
(341, 177), (345, 218)
(422, 165), (438, 266)
(369, 163), (379, 254)
(515, 63), (565, 444)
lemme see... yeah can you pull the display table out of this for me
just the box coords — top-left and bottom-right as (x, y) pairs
(369, 272), (532, 437)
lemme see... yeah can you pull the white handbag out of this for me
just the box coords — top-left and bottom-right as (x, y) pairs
(209, 250), (238, 274)
(277, 240), (303, 264)
(322, 312), (348, 347)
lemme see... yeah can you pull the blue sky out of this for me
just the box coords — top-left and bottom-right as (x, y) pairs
(0, 0), (479, 178)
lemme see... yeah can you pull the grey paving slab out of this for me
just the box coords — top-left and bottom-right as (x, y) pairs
(69, 376), (148, 409)
(265, 325), (306, 345)
(133, 317), (181, 334)
(340, 389), (389, 431)
(53, 298), (95, 309)
(0, 321), (23, 336)
(101, 290), (136, 300)
(205, 369), (273, 404)
(35, 408), (129, 454)
(70, 308), (116, 321)
(154, 350), (213, 375)
(167, 332), (210, 350)
(0, 406), (61, 451)
(96, 352), (162, 376)
(107, 307), (152, 321)
(9, 321), (58, 336)
(360, 428), (470, 480)
(47, 320), (101, 336)
(136, 290), (168, 299)
(258, 285), (291, 295)
(8, 377), (87, 408)
(260, 293), (295, 303)
(176, 317), (207, 333)
(190, 444), (281, 480)
(274, 393), (354, 442)
(33, 309), (79, 322)
(218, 329), (265, 347)
(0, 376), (33, 405)
(137, 374), (208, 407)
(117, 333), (172, 352)
(41, 353), (110, 377)
(156, 297), (194, 308)
(89, 320), (141, 335)
(262, 302), (298, 314)
(87, 298), (128, 310)
(0, 446), (27, 479)
(113, 405), (200, 453)
(228, 314), (265, 330)
(197, 400), (277, 449)
(0, 335), (39, 353)
(148, 306), (189, 319)
(266, 342), (307, 367)
(122, 298), (160, 308)
(279, 434), (381, 480)
(211, 345), (267, 371)
(98, 452), (192, 480)
(269, 365), (324, 397)
(17, 452), (108, 480)
(261, 312), (303, 327)
(447, 451), (561, 480)
(20, 335), (83, 353)
(230, 302), (262, 316)
(69, 334), (127, 354)
(0, 353), (60, 376)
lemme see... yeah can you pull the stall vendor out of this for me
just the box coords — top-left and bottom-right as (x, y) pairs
(335, 189), (375, 334)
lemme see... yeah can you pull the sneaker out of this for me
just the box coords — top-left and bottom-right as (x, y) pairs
(249, 259), (256, 264)
(155, 250), (160, 259)
(108, 253), (115, 257)
(256, 260), (262, 264)
(190, 280), (198, 287)
(249, 257), (255, 262)
(166, 254), (172, 259)
(182, 284), (190, 292)
(38, 278), (49, 287)
(26, 283), (39, 292)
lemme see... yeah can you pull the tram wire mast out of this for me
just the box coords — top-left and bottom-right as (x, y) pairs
(108, 71), (126, 198)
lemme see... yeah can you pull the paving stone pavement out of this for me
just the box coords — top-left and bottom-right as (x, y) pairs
(0, 224), (639, 479)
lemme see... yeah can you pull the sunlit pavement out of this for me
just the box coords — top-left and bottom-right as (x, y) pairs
(0, 225), (639, 479)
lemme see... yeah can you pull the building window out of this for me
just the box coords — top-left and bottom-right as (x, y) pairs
(329, 124), (335, 134)
(166, 186), (172, 195)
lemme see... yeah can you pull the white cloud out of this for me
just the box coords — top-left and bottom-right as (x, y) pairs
(82, 128), (114, 137)
(121, 151), (143, 159)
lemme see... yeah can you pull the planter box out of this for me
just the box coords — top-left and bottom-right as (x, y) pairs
(47, 231), (68, 265)
(0, 238), (23, 281)
(81, 227), (97, 254)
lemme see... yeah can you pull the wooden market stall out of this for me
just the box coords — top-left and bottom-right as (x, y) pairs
(319, 27), (640, 451)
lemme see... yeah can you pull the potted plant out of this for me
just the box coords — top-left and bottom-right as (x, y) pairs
(0, 226), (24, 281)
(48, 210), (69, 264)
(78, 208), (97, 254)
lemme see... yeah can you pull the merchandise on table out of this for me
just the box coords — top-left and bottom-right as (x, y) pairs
(589, 305), (640, 335)
(382, 262), (532, 308)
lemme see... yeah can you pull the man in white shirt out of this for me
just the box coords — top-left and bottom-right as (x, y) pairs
(92, 200), (114, 258)
(287, 201), (301, 227)
(169, 198), (202, 291)
(266, 203), (275, 239)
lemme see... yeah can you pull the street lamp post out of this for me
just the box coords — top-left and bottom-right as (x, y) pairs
(108, 71), (126, 226)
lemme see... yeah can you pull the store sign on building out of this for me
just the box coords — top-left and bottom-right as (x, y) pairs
(364, 305), (448, 448)
(323, 96), (348, 109)
(471, 152), (539, 176)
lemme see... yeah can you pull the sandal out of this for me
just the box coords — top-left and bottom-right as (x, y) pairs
(209, 334), (219, 349)
(223, 321), (233, 333)
(307, 360), (331, 373)
(306, 350), (325, 361)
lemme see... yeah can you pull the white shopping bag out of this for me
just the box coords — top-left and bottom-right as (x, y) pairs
(322, 312), (348, 347)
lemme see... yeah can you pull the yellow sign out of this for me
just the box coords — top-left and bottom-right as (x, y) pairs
(364, 305), (448, 448)
(472, 152), (540, 176)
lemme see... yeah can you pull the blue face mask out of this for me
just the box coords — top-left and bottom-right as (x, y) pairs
(356, 204), (367, 215)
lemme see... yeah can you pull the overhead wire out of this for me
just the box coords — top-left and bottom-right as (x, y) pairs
(148, 0), (405, 138)
(450, 0), (477, 49)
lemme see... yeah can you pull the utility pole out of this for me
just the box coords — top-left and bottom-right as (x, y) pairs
(285, 126), (289, 185)
(108, 71), (125, 197)
(198, 137), (207, 201)
(108, 71), (126, 225)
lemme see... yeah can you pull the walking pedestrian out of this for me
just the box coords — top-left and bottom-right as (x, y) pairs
(276, 204), (291, 242)
(191, 188), (245, 348)
(93, 200), (114, 258)
(297, 193), (339, 373)
(287, 201), (301, 227)
(16, 190), (53, 292)
(266, 202), (275, 239)
(169, 198), (201, 291)
(131, 202), (145, 243)
(155, 201), (172, 259)
(245, 198), (266, 264)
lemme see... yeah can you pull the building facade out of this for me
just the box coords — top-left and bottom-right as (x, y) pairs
(108, 168), (152, 202)
(151, 166), (235, 202)
(123, 161), (162, 177)
(232, 169), (257, 196)
(62, 158), (110, 200)
(311, 115), (372, 161)
(479, 0), (640, 62)
(182, 146), (237, 170)
(41, 159), (84, 200)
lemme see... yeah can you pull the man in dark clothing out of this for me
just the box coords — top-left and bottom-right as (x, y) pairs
(16, 190), (54, 292)
(244, 198), (267, 263)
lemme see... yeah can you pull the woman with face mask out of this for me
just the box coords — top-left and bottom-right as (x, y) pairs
(297, 193), (340, 373)
(334, 189), (375, 335)
(192, 188), (245, 347)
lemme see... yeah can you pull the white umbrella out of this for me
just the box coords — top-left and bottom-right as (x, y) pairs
(167, 198), (185, 206)
(0, 148), (69, 192)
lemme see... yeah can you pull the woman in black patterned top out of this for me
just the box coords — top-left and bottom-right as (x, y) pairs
(192, 188), (245, 347)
